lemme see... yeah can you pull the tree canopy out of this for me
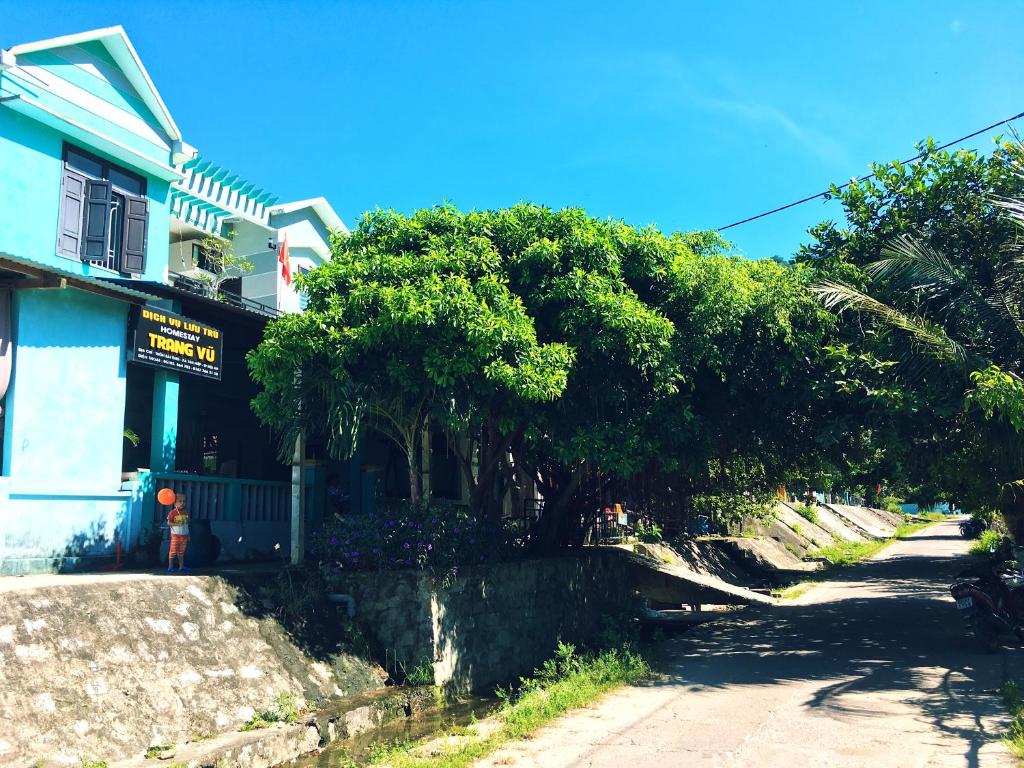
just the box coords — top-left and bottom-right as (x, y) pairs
(250, 203), (845, 548)
(800, 138), (1024, 523)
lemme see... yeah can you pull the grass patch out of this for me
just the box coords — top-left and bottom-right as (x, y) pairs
(81, 762), (109, 768)
(894, 519), (933, 538)
(1000, 679), (1024, 757)
(810, 539), (889, 567)
(144, 745), (175, 760)
(970, 529), (1006, 556)
(810, 519), (936, 568)
(795, 503), (820, 525)
(347, 642), (651, 768)
(772, 581), (819, 600)
(240, 692), (301, 731)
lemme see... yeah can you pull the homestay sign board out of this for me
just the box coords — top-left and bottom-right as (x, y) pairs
(132, 307), (223, 380)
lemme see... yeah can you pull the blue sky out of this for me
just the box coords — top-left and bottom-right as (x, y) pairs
(4, 1), (1023, 259)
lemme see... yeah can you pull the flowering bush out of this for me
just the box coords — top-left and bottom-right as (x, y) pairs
(312, 500), (514, 583)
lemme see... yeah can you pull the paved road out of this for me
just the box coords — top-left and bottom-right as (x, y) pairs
(475, 520), (1021, 768)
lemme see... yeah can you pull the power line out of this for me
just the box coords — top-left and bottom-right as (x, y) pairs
(715, 109), (1024, 232)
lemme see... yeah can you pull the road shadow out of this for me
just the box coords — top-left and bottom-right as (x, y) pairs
(642, 528), (1019, 767)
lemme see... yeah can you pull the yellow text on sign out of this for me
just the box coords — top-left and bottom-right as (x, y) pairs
(147, 333), (217, 361)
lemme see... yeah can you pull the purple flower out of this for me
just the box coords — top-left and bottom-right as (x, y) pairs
(403, 542), (411, 550)
(427, 543), (433, 551)
(330, 537), (338, 545)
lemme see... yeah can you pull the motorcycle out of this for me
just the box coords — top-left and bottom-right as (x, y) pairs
(960, 518), (987, 538)
(950, 546), (1024, 652)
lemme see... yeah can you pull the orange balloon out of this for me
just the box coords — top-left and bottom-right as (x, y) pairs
(157, 488), (176, 506)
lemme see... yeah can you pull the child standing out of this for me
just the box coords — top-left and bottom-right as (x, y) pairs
(166, 493), (190, 572)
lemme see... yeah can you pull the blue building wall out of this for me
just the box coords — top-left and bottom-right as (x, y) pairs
(0, 36), (176, 573)
(0, 288), (136, 574)
(0, 107), (171, 283)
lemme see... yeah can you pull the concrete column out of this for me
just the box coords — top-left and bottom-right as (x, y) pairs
(149, 371), (179, 472)
(290, 431), (306, 565)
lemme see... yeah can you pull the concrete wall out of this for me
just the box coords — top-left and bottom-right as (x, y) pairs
(0, 572), (384, 766)
(339, 551), (638, 693)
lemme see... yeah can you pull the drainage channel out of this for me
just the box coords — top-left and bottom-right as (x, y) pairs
(291, 694), (501, 766)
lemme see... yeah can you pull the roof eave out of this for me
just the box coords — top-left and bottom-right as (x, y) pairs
(7, 25), (181, 143)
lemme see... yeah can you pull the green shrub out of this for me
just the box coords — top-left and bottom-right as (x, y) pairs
(796, 503), (819, 525)
(1001, 679), (1024, 757)
(635, 519), (663, 543)
(970, 529), (1006, 555)
(880, 495), (904, 515)
(240, 692), (301, 731)
(314, 501), (513, 584)
(398, 657), (434, 686)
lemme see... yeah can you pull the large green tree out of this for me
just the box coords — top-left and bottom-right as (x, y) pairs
(251, 203), (850, 549)
(248, 206), (572, 506)
(801, 139), (1024, 522)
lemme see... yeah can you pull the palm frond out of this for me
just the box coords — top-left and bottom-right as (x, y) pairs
(812, 279), (972, 368)
(869, 235), (1024, 354)
(868, 235), (965, 293)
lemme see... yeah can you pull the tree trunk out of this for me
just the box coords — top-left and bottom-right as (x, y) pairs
(406, 448), (419, 506)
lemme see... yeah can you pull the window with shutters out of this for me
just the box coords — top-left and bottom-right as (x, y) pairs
(56, 144), (149, 275)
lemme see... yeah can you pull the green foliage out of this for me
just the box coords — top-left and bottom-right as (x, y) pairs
(80, 761), (108, 768)
(398, 657), (435, 687)
(249, 203), (846, 547)
(880, 495), (904, 515)
(240, 692), (301, 731)
(803, 138), (1024, 518)
(970, 529), (1006, 555)
(967, 366), (1024, 432)
(342, 642), (650, 768)
(498, 642), (651, 740)
(194, 228), (254, 296)
(1000, 679), (1024, 757)
(634, 519), (663, 543)
(144, 745), (174, 760)
(796, 503), (820, 525)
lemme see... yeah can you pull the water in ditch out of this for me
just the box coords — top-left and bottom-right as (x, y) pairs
(290, 693), (501, 767)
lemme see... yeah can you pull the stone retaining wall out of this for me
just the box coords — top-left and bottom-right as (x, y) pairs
(338, 551), (637, 693)
(0, 572), (385, 767)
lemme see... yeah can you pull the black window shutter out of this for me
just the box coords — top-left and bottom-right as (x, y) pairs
(58, 169), (86, 258)
(121, 194), (149, 274)
(82, 179), (112, 261)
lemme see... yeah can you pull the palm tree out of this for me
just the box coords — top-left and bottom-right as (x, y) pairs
(811, 154), (1024, 531)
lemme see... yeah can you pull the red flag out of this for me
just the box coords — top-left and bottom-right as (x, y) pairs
(278, 234), (292, 286)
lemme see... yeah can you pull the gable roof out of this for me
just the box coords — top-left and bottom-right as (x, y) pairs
(271, 197), (348, 234)
(7, 25), (181, 142)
